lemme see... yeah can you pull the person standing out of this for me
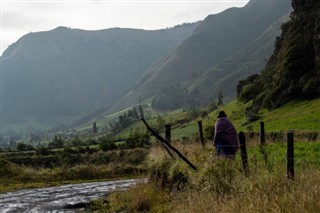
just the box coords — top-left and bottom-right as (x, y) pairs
(213, 111), (239, 158)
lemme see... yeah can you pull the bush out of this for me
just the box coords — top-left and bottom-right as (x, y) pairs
(148, 155), (189, 190)
(108, 183), (170, 212)
(196, 159), (240, 194)
(35, 146), (52, 156)
(126, 131), (150, 149)
(0, 158), (21, 177)
(99, 137), (117, 151)
(16, 143), (34, 151)
(48, 136), (64, 149)
(204, 123), (215, 140)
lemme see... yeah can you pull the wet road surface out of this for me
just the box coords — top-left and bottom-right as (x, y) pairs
(0, 179), (141, 213)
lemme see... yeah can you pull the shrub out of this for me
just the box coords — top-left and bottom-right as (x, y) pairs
(125, 131), (150, 149)
(0, 158), (21, 177)
(108, 183), (170, 212)
(16, 143), (34, 151)
(99, 137), (117, 151)
(196, 159), (240, 194)
(35, 146), (52, 156)
(148, 152), (190, 190)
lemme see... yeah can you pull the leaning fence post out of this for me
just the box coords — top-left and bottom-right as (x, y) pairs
(287, 131), (294, 180)
(238, 131), (249, 176)
(142, 118), (197, 171)
(197, 120), (205, 149)
(165, 125), (171, 144)
(260, 121), (265, 145)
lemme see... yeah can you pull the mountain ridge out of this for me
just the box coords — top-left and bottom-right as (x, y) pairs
(1, 23), (198, 130)
(113, 0), (292, 111)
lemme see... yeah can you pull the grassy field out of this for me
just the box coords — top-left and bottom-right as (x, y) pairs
(91, 140), (320, 212)
(222, 99), (320, 132)
(0, 148), (149, 193)
(76, 98), (319, 144)
(157, 98), (319, 139)
(84, 99), (320, 213)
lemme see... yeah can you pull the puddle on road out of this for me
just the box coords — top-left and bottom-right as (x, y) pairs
(0, 179), (143, 213)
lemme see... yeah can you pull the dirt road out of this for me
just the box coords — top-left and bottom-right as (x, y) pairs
(0, 179), (141, 212)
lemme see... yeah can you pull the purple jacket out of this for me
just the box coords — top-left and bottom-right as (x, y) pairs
(213, 117), (239, 150)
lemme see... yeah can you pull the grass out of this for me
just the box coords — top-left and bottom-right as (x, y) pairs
(177, 98), (319, 138)
(77, 102), (185, 133)
(93, 140), (320, 212)
(0, 148), (149, 193)
(238, 99), (320, 131)
(171, 121), (199, 139)
(77, 98), (319, 144)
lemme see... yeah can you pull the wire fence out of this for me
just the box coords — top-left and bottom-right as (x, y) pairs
(152, 121), (320, 180)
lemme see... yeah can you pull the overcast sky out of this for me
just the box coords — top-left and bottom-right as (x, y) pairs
(1, 0), (249, 55)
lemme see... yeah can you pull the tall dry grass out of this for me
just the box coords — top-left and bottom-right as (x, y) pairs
(0, 148), (148, 192)
(103, 141), (320, 212)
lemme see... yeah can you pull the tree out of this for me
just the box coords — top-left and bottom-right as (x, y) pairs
(217, 90), (224, 106)
(17, 143), (27, 151)
(126, 131), (150, 148)
(71, 136), (82, 147)
(208, 100), (218, 112)
(9, 137), (16, 149)
(200, 110), (208, 119)
(187, 108), (200, 121)
(35, 146), (51, 156)
(156, 116), (166, 132)
(92, 122), (98, 134)
(139, 105), (144, 118)
(99, 137), (117, 151)
(48, 136), (64, 149)
(30, 133), (41, 144)
(133, 107), (139, 119)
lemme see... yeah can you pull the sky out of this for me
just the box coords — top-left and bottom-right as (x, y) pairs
(0, 0), (249, 55)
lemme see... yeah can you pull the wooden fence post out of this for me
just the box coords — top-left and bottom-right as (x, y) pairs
(165, 125), (171, 143)
(197, 120), (205, 149)
(260, 121), (265, 145)
(238, 131), (249, 176)
(142, 118), (197, 171)
(287, 131), (294, 180)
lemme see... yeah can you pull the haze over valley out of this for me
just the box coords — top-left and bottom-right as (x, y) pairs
(1, 0), (292, 135)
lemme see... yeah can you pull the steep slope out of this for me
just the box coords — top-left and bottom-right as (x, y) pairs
(238, 0), (320, 109)
(188, 14), (290, 104)
(115, 0), (292, 110)
(1, 24), (197, 129)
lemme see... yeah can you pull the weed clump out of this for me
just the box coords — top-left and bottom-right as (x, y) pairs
(148, 155), (189, 190)
(195, 159), (241, 194)
(0, 158), (21, 178)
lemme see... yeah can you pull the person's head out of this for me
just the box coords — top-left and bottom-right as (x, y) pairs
(217, 111), (227, 118)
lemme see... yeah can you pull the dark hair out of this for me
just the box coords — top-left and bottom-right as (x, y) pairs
(217, 111), (227, 118)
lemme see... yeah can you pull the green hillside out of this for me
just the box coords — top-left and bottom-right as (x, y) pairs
(101, 98), (319, 142)
(114, 0), (292, 111)
(238, 0), (320, 110)
(217, 99), (320, 132)
(188, 14), (290, 103)
(1, 24), (198, 132)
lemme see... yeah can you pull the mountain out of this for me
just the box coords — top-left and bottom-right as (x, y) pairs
(1, 24), (198, 130)
(114, 0), (292, 110)
(238, 0), (320, 110)
(187, 14), (290, 104)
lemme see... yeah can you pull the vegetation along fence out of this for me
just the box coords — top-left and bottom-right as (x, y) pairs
(144, 119), (320, 181)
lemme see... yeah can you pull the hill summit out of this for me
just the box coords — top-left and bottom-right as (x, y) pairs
(1, 24), (198, 130)
(114, 0), (292, 111)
